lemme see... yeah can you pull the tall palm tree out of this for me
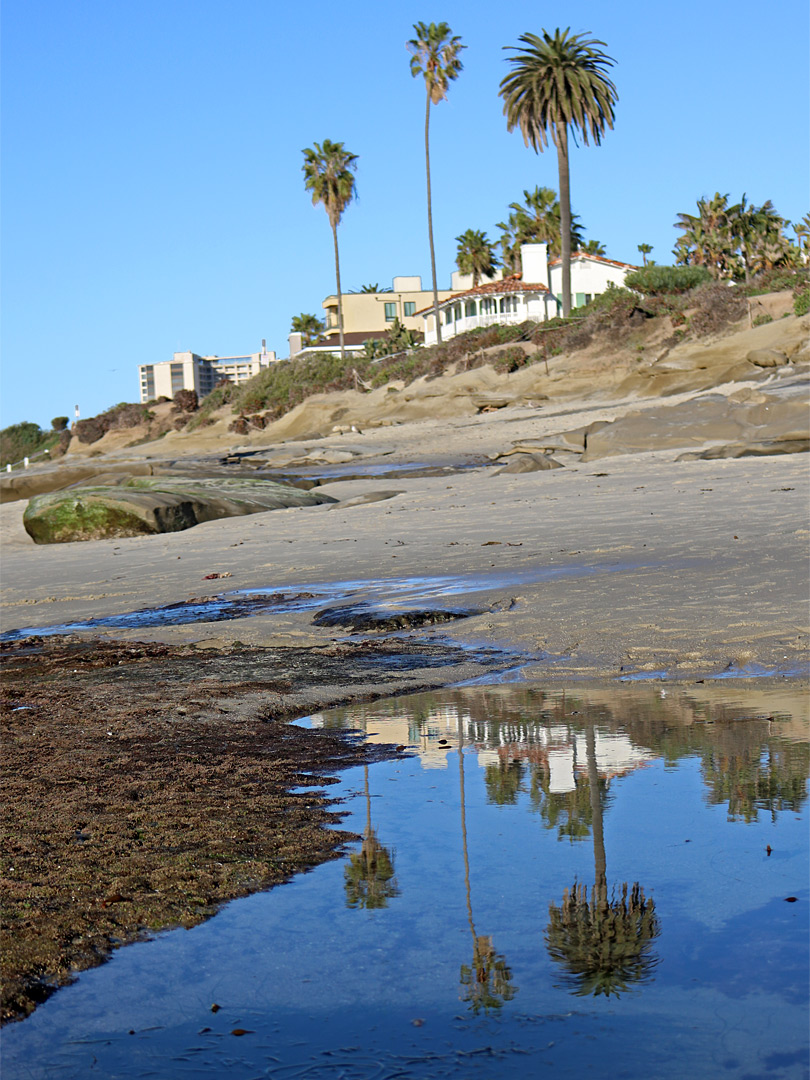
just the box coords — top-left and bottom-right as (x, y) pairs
(500, 29), (617, 317)
(637, 243), (653, 266)
(582, 239), (607, 256)
(302, 140), (358, 362)
(290, 312), (325, 346)
(408, 21), (466, 345)
(455, 228), (499, 286)
(545, 723), (660, 997)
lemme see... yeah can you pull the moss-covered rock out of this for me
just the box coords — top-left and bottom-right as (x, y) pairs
(23, 476), (337, 543)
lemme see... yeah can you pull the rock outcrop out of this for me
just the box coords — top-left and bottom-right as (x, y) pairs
(22, 477), (337, 543)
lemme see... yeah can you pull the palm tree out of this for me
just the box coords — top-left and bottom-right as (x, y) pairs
(674, 193), (736, 279)
(290, 312), (325, 347)
(500, 29), (617, 318)
(508, 187), (585, 260)
(793, 214), (810, 264)
(582, 239), (607, 256)
(343, 764), (399, 909)
(302, 140), (358, 362)
(350, 283), (393, 293)
(637, 243), (653, 266)
(496, 210), (523, 275)
(407, 21), (466, 345)
(545, 723), (660, 997)
(455, 229), (499, 286)
(457, 718), (517, 1013)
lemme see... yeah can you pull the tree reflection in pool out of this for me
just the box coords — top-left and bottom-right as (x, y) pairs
(3, 682), (808, 1080)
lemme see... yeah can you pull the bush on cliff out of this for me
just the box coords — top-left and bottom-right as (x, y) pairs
(624, 265), (712, 295)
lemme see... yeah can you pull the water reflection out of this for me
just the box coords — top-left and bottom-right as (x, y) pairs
(545, 723), (660, 998)
(3, 684), (807, 1080)
(458, 719), (518, 1013)
(343, 764), (399, 909)
(317, 684), (809, 825)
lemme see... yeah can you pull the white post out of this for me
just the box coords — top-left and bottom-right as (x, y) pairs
(6, 464), (11, 473)
(23, 457), (29, 469)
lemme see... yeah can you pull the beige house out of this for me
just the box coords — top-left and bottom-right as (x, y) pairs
(321, 275), (455, 344)
(138, 343), (276, 403)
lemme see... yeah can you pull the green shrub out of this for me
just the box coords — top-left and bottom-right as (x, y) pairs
(794, 289), (810, 317)
(752, 313), (773, 326)
(0, 422), (60, 465)
(744, 267), (809, 297)
(625, 265), (712, 295)
(51, 416), (69, 432)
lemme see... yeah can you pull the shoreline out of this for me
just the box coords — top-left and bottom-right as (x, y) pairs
(2, 385), (808, 1023)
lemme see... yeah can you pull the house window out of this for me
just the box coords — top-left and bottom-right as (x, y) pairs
(170, 363), (185, 395)
(403, 301), (416, 317)
(384, 302), (397, 321)
(454, 305), (462, 322)
(444, 308), (453, 325)
(575, 292), (586, 308)
(584, 294), (592, 305)
(465, 300), (477, 317)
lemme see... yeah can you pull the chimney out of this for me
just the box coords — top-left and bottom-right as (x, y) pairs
(288, 331), (304, 358)
(520, 243), (549, 287)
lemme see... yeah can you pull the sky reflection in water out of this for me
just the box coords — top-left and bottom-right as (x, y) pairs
(3, 683), (808, 1079)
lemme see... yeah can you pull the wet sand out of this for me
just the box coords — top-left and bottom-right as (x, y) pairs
(2, 408), (808, 678)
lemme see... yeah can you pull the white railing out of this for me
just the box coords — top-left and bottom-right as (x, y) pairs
(425, 310), (525, 345)
(453, 312), (522, 330)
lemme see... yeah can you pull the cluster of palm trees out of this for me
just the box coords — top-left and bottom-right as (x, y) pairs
(455, 185), (607, 287)
(302, 23), (619, 359)
(674, 193), (806, 282)
(300, 24), (805, 365)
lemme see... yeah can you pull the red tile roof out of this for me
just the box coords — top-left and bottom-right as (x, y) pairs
(415, 274), (549, 316)
(549, 251), (639, 271)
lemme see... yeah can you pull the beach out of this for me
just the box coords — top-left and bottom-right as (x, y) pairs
(2, 347), (809, 1022)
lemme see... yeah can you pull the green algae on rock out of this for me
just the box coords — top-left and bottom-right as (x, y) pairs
(22, 476), (337, 543)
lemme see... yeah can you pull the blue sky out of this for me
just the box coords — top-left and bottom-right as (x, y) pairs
(2, 0), (808, 429)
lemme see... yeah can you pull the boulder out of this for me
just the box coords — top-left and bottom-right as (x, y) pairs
(746, 348), (788, 367)
(22, 477), (337, 544)
(496, 452), (564, 474)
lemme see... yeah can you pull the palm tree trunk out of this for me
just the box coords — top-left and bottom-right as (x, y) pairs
(331, 219), (345, 362)
(425, 88), (442, 344)
(556, 123), (572, 318)
(585, 724), (607, 905)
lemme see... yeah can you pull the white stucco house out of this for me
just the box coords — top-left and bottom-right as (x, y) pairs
(420, 243), (638, 346)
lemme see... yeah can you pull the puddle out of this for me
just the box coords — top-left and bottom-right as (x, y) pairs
(4, 683), (807, 1079)
(0, 564), (641, 642)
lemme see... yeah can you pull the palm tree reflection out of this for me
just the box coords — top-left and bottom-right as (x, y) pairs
(545, 723), (660, 997)
(344, 764), (399, 910)
(458, 720), (518, 1013)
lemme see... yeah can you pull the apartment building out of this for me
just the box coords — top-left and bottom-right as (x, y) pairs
(138, 343), (276, 403)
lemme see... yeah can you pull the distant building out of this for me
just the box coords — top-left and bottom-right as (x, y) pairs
(138, 343), (277, 403)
